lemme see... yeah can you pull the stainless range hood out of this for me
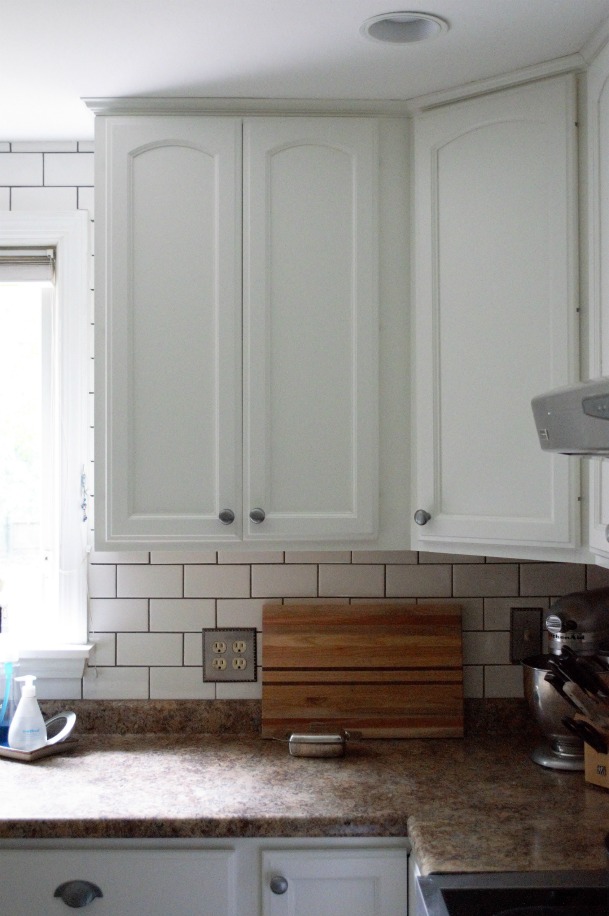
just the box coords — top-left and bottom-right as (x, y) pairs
(532, 378), (609, 455)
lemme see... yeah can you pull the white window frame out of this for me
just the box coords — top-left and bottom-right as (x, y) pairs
(0, 212), (92, 679)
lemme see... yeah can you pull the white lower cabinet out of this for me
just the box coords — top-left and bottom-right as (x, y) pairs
(261, 848), (408, 916)
(0, 838), (409, 916)
(0, 846), (235, 915)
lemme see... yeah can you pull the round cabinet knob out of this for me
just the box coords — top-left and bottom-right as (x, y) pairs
(414, 509), (432, 526)
(218, 509), (235, 525)
(249, 507), (266, 524)
(54, 881), (103, 908)
(270, 875), (289, 895)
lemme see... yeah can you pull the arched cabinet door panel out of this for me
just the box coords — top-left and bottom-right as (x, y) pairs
(412, 75), (581, 559)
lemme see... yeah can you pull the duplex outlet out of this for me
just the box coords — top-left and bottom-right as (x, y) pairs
(203, 628), (257, 682)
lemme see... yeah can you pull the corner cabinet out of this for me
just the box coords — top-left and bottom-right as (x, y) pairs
(411, 75), (584, 561)
(92, 110), (404, 550)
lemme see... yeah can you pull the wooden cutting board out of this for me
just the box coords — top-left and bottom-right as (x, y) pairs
(261, 603), (463, 739)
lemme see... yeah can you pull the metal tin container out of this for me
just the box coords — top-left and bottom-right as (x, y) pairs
(288, 732), (346, 757)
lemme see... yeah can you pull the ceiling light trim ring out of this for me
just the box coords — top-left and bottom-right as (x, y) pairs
(361, 11), (449, 44)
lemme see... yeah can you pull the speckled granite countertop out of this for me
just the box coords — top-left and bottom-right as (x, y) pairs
(1, 727), (608, 876)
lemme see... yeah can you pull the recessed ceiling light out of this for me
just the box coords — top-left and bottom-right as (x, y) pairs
(361, 11), (449, 44)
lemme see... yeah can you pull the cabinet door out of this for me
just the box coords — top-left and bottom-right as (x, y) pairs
(412, 75), (580, 556)
(0, 848), (235, 915)
(261, 848), (407, 916)
(95, 116), (242, 548)
(587, 43), (609, 565)
(243, 118), (379, 541)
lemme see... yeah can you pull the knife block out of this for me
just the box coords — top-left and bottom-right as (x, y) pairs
(577, 716), (609, 790)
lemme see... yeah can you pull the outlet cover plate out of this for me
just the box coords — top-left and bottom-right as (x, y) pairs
(203, 628), (257, 682)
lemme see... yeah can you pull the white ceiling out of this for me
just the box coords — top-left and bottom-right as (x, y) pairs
(4, 0), (609, 140)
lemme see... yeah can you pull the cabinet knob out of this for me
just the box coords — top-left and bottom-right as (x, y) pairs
(54, 880), (103, 908)
(249, 507), (266, 524)
(270, 874), (289, 895)
(414, 509), (431, 526)
(219, 509), (235, 525)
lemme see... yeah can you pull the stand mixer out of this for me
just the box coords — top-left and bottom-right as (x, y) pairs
(523, 586), (609, 770)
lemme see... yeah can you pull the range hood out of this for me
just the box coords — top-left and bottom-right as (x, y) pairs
(532, 378), (609, 455)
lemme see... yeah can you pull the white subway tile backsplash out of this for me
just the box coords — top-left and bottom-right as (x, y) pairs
(386, 564), (452, 597)
(11, 186), (77, 210)
(463, 666), (484, 699)
(0, 140), (598, 703)
(12, 141), (78, 152)
(184, 633), (204, 666)
(150, 667), (215, 700)
(151, 550), (216, 564)
(0, 153), (42, 185)
(117, 564), (183, 598)
(217, 678), (262, 700)
(44, 152), (94, 186)
(117, 633), (183, 666)
(285, 551), (350, 563)
(185, 564), (250, 598)
(150, 599), (215, 632)
(219, 550), (283, 564)
(484, 664), (525, 699)
(88, 564), (116, 598)
(352, 551), (416, 564)
(217, 598), (280, 629)
(463, 631), (511, 666)
(453, 563), (519, 597)
(90, 598), (148, 632)
(251, 564), (317, 597)
(519, 562), (585, 596)
(88, 633), (116, 666)
(90, 550), (149, 565)
(77, 186), (94, 214)
(83, 666), (149, 700)
(319, 564), (384, 597)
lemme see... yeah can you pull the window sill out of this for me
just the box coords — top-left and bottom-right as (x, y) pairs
(17, 644), (93, 680)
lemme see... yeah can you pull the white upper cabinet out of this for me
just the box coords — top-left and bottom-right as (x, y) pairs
(94, 112), (391, 550)
(586, 42), (609, 566)
(411, 75), (583, 560)
(95, 117), (243, 547)
(243, 119), (379, 541)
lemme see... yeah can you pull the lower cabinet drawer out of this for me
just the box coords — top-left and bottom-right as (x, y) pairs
(0, 848), (235, 916)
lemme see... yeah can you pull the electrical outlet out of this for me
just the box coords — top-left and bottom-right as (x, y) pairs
(510, 607), (543, 663)
(203, 628), (257, 681)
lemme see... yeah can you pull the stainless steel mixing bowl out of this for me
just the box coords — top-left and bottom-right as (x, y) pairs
(522, 654), (584, 768)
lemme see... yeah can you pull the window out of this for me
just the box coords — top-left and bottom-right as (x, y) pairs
(0, 214), (90, 675)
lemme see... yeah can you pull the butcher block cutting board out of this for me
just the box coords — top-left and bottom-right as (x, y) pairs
(261, 603), (463, 739)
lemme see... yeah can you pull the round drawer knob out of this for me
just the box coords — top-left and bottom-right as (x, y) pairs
(54, 880), (103, 908)
(249, 507), (266, 524)
(414, 509), (431, 526)
(270, 874), (289, 895)
(219, 509), (235, 524)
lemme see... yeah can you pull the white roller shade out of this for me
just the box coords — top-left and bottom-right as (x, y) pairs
(0, 248), (55, 282)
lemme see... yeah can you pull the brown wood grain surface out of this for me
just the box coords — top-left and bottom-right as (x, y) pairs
(261, 603), (464, 739)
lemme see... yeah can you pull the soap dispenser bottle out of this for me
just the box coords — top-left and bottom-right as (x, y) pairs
(8, 675), (46, 752)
